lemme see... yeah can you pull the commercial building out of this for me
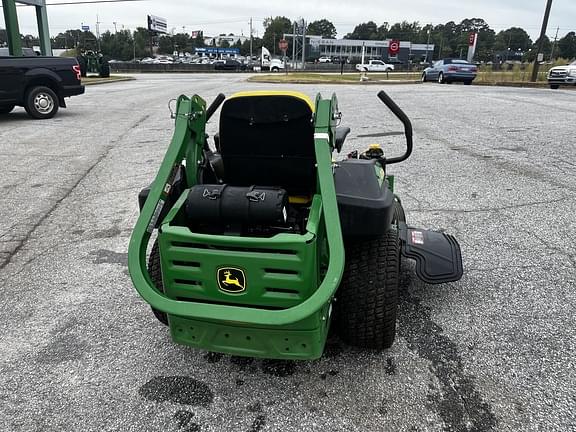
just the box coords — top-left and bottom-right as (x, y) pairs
(284, 34), (435, 64)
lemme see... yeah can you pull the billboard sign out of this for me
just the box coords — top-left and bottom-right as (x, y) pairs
(195, 47), (240, 55)
(147, 15), (168, 34)
(81, 25), (90, 32)
(191, 30), (203, 38)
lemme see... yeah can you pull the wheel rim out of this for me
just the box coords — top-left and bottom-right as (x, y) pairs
(34, 92), (54, 114)
(422, 73), (426, 82)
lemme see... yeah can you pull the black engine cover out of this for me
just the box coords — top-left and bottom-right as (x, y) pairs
(334, 159), (394, 238)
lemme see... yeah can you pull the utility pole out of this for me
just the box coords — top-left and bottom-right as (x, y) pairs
(292, 21), (296, 69)
(249, 17), (253, 59)
(301, 19), (306, 70)
(531, 0), (553, 82)
(113, 21), (117, 33)
(96, 14), (101, 51)
(550, 26), (559, 61)
(425, 26), (431, 62)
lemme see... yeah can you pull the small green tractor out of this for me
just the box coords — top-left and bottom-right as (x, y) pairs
(76, 50), (110, 78)
(128, 90), (463, 360)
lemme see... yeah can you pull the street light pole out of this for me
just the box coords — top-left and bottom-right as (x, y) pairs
(425, 26), (431, 62)
(531, 0), (553, 82)
(249, 17), (253, 59)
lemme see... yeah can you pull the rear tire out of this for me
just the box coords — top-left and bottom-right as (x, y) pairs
(438, 72), (445, 84)
(148, 240), (169, 325)
(393, 198), (406, 224)
(24, 86), (59, 119)
(0, 104), (15, 114)
(550, 84), (560, 89)
(335, 229), (400, 349)
(464, 80), (473, 85)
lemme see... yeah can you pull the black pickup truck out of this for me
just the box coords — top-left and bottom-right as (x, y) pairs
(0, 52), (85, 119)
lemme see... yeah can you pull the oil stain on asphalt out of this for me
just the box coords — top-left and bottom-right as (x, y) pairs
(139, 376), (214, 407)
(89, 249), (128, 266)
(398, 273), (498, 431)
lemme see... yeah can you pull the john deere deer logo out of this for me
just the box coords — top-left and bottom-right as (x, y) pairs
(217, 267), (246, 294)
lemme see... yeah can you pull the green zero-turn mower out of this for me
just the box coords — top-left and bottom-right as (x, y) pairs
(128, 89), (463, 360)
(76, 50), (110, 78)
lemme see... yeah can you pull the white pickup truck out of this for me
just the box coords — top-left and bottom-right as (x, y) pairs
(547, 60), (576, 89)
(355, 60), (395, 72)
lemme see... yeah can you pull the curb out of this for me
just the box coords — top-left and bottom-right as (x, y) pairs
(83, 76), (135, 86)
(247, 77), (422, 85)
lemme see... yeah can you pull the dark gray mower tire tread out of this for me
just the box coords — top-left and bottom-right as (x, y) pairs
(148, 240), (168, 325)
(393, 198), (406, 224)
(336, 229), (400, 349)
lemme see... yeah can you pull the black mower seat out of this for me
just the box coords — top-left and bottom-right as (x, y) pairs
(218, 91), (316, 195)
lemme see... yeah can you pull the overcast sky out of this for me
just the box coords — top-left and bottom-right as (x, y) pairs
(2, 0), (575, 40)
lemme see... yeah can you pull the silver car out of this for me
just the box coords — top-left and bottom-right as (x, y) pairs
(422, 59), (478, 85)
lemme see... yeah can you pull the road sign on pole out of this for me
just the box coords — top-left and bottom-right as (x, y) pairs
(388, 39), (400, 56)
(279, 39), (288, 53)
(466, 33), (478, 63)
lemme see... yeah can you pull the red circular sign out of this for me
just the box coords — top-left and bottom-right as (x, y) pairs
(279, 39), (288, 52)
(388, 40), (400, 55)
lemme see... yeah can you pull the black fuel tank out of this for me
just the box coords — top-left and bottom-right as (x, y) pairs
(334, 159), (394, 238)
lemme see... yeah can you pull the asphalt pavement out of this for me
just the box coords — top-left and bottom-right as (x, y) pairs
(0, 74), (575, 432)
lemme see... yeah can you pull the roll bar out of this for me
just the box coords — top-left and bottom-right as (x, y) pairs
(377, 90), (413, 164)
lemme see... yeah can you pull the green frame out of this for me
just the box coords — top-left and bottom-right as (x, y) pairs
(128, 93), (345, 359)
(2, 0), (52, 56)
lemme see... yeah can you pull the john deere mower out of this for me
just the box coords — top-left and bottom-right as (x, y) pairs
(76, 50), (110, 78)
(128, 90), (463, 360)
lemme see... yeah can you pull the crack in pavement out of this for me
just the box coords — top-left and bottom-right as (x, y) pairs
(415, 128), (576, 194)
(407, 195), (573, 215)
(0, 114), (151, 272)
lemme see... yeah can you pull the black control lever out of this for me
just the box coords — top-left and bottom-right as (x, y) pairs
(206, 93), (226, 121)
(377, 90), (413, 164)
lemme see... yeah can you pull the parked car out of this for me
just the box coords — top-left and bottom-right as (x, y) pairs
(547, 60), (576, 89)
(355, 60), (395, 72)
(0, 53), (84, 119)
(318, 56), (332, 63)
(422, 59), (477, 84)
(214, 59), (244, 71)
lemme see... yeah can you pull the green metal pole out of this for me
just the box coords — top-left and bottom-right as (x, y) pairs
(2, 0), (23, 56)
(35, 3), (52, 56)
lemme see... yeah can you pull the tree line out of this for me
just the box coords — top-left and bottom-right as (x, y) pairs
(1, 17), (575, 62)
